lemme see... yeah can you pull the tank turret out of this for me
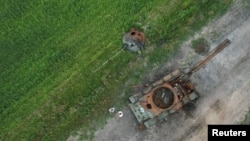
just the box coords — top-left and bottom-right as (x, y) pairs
(122, 28), (145, 53)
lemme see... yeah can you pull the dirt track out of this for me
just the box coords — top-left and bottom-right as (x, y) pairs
(92, 1), (250, 141)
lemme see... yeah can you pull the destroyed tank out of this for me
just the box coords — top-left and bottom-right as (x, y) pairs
(128, 39), (231, 129)
(122, 28), (145, 54)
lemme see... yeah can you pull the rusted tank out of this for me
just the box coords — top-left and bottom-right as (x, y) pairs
(128, 39), (231, 129)
(122, 28), (145, 53)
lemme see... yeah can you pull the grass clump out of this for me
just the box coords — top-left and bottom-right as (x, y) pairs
(191, 37), (206, 49)
(240, 108), (250, 125)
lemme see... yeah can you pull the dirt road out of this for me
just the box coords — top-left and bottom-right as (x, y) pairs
(93, 1), (250, 141)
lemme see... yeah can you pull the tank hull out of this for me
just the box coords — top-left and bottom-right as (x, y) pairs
(129, 69), (198, 128)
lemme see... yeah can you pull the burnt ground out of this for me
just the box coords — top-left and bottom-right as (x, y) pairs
(69, 1), (250, 141)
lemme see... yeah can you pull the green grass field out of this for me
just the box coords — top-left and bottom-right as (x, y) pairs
(0, 0), (232, 140)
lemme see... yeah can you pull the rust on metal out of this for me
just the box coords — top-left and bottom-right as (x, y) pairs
(139, 73), (195, 116)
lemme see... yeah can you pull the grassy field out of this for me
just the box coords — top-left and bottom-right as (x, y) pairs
(0, 0), (232, 140)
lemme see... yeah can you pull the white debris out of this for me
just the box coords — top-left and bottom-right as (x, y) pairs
(117, 111), (123, 118)
(109, 107), (115, 113)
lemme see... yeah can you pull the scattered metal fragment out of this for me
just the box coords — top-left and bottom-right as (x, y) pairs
(117, 111), (124, 118)
(109, 107), (115, 113)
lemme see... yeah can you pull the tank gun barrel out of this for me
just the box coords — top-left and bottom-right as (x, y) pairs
(188, 39), (231, 75)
